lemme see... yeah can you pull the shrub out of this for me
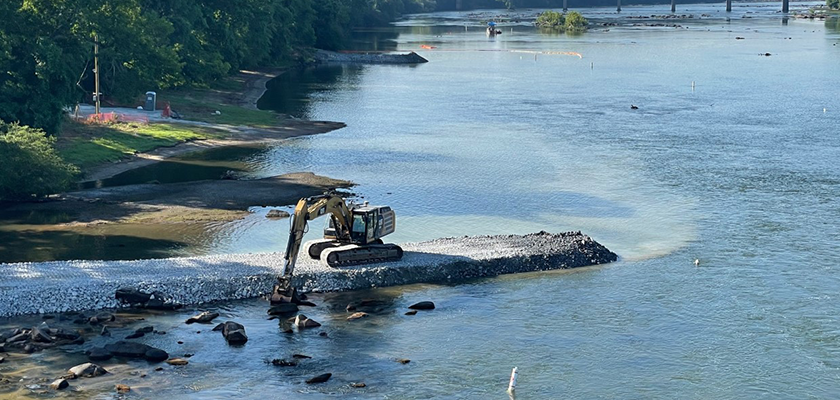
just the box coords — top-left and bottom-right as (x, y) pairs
(565, 11), (588, 30)
(536, 10), (565, 27)
(0, 122), (79, 201)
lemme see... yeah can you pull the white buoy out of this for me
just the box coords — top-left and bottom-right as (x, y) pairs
(824, 108), (827, 113)
(692, 81), (696, 90)
(507, 367), (518, 392)
(694, 259), (700, 267)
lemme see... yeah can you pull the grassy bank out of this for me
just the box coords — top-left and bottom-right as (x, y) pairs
(56, 120), (226, 170)
(156, 69), (287, 127)
(57, 69), (287, 171)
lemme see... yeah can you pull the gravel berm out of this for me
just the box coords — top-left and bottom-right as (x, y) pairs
(0, 231), (616, 317)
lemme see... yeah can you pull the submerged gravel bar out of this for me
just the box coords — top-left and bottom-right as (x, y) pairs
(0, 231), (616, 317)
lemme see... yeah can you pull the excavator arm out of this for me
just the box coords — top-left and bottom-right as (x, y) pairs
(272, 194), (353, 301)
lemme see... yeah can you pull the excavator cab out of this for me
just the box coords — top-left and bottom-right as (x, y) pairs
(349, 206), (396, 245)
(324, 204), (396, 245)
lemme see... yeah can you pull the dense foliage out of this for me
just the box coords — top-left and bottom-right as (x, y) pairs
(536, 10), (565, 27)
(536, 10), (588, 30)
(828, 0), (839, 9)
(0, 122), (79, 201)
(0, 0), (441, 134)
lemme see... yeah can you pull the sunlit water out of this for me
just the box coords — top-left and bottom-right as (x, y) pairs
(3, 2), (840, 398)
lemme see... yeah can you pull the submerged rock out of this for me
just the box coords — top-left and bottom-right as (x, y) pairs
(125, 331), (145, 339)
(145, 348), (169, 362)
(68, 362), (108, 378)
(408, 301), (435, 310)
(271, 358), (298, 367)
(220, 321), (248, 345)
(306, 373), (332, 384)
(116, 384), (130, 393)
(266, 209), (290, 219)
(30, 326), (52, 343)
(404, 310), (417, 316)
(50, 378), (69, 390)
(166, 358), (189, 366)
(87, 347), (113, 362)
(347, 312), (368, 321)
(293, 315), (321, 329)
(186, 311), (220, 324)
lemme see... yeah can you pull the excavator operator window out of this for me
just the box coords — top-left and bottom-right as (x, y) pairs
(351, 213), (367, 243)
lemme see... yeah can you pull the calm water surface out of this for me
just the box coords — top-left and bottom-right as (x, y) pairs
(2, 3), (840, 398)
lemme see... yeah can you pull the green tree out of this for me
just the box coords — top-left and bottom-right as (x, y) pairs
(0, 0), (88, 134)
(565, 11), (588, 30)
(0, 121), (79, 201)
(536, 10), (565, 27)
(828, 0), (839, 9)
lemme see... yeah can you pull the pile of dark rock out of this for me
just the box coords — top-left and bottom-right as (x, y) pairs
(115, 287), (182, 310)
(1, 322), (83, 354)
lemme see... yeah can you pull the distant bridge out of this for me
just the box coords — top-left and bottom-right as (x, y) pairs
(452, 0), (791, 14)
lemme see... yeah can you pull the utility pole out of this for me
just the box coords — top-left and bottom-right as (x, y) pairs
(94, 34), (100, 115)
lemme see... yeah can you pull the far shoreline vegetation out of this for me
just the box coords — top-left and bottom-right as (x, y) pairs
(535, 10), (589, 31)
(1, 0), (838, 202)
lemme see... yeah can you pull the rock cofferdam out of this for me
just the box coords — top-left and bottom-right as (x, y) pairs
(0, 231), (617, 317)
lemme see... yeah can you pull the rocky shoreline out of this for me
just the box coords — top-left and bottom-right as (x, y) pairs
(0, 231), (616, 318)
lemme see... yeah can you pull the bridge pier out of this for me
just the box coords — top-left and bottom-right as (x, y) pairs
(617, 0), (621, 12)
(564, 0), (568, 12)
(671, 0), (676, 12)
(726, 0), (731, 12)
(782, 0), (789, 13)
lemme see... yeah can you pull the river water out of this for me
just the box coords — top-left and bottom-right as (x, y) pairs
(2, 3), (840, 398)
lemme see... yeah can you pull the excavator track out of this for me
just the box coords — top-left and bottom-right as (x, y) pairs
(303, 239), (344, 260)
(319, 243), (404, 268)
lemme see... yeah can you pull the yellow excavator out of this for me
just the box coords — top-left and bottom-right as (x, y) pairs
(271, 194), (403, 303)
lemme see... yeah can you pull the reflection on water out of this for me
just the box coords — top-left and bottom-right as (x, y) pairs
(256, 65), (366, 118)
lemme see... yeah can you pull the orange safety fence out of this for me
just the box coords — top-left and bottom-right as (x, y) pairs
(85, 112), (149, 124)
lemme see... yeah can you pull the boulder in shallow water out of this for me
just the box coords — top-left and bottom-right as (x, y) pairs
(104, 341), (152, 358)
(186, 311), (220, 324)
(30, 326), (52, 343)
(408, 301), (435, 310)
(306, 373), (332, 384)
(221, 321), (248, 345)
(125, 331), (145, 339)
(271, 358), (298, 367)
(50, 378), (69, 390)
(294, 315), (321, 329)
(166, 358), (189, 366)
(68, 362), (108, 378)
(144, 348), (169, 362)
(116, 384), (130, 393)
(87, 347), (113, 362)
(347, 312), (368, 321)
(266, 209), (290, 219)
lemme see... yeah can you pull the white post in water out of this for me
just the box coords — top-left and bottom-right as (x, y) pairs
(507, 367), (518, 392)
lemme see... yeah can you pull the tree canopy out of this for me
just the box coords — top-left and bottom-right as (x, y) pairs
(0, 0), (442, 134)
